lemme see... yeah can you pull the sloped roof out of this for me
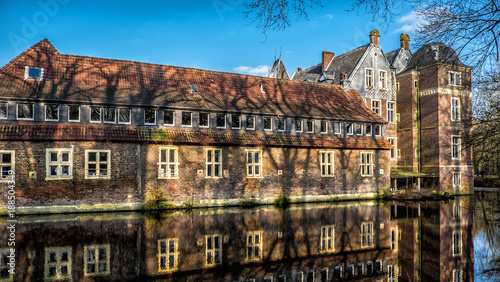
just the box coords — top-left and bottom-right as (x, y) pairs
(385, 49), (399, 65)
(0, 39), (385, 123)
(292, 45), (369, 85)
(268, 58), (290, 79)
(403, 42), (468, 71)
(0, 122), (392, 149)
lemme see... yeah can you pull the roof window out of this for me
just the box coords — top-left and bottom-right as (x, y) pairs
(190, 84), (198, 93)
(24, 66), (43, 80)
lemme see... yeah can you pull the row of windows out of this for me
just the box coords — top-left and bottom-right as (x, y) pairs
(0, 102), (385, 136)
(368, 99), (396, 123)
(365, 69), (388, 90)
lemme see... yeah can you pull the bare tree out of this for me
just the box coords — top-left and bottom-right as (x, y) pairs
(243, 0), (323, 33)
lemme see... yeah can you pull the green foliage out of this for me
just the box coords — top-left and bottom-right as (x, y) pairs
(274, 194), (291, 209)
(143, 187), (174, 210)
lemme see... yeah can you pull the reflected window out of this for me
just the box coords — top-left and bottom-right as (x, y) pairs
(321, 268), (328, 281)
(246, 116), (255, 130)
(334, 265), (343, 279)
(17, 103), (34, 120)
(44, 247), (72, 280)
(182, 111), (192, 127)
(375, 260), (383, 273)
(164, 110), (175, 126)
(85, 150), (110, 179)
(366, 261), (374, 275)
(205, 235), (222, 267)
(0, 248), (14, 280)
(360, 222), (374, 248)
(320, 151), (334, 177)
(90, 106), (101, 123)
(159, 147), (178, 178)
(263, 117), (272, 131)
(453, 269), (462, 282)
(345, 264), (354, 278)
(232, 115), (241, 129)
(295, 119), (303, 132)
(0, 151), (14, 181)
(296, 272), (304, 282)
(84, 244), (110, 276)
(391, 228), (398, 250)
(360, 152), (374, 177)
(306, 270), (315, 282)
(453, 200), (461, 219)
(206, 149), (222, 178)
(246, 150), (262, 178)
(68, 105), (80, 122)
(118, 108), (131, 124)
(158, 239), (178, 272)
(216, 113), (226, 128)
(356, 263), (364, 276)
(453, 230), (462, 256)
(320, 225), (334, 253)
(388, 265), (397, 282)
(46, 149), (73, 180)
(246, 231), (263, 262)
(45, 104), (59, 121)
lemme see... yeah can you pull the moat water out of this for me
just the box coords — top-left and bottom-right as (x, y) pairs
(1, 192), (498, 281)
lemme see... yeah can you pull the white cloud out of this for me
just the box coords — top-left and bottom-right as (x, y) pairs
(394, 10), (426, 34)
(233, 65), (270, 76)
(324, 14), (334, 20)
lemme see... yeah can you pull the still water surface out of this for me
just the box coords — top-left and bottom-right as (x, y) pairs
(1, 193), (499, 281)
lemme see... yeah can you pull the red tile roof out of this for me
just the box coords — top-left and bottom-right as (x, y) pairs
(0, 122), (392, 150)
(0, 39), (386, 123)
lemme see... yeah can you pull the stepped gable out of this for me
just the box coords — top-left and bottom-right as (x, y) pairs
(403, 42), (468, 71)
(0, 39), (385, 123)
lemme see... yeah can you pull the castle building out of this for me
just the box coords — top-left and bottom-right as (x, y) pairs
(0, 39), (392, 213)
(277, 31), (473, 192)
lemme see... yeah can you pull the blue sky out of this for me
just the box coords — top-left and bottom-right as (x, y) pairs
(0, 0), (419, 76)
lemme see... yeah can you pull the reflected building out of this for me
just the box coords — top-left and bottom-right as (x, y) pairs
(0, 199), (473, 281)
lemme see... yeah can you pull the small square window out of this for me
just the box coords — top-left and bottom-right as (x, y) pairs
(0, 103), (7, 119)
(90, 106), (101, 122)
(320, 120), (328, 134)
(118, 108), (131, 124)
(294, 119), (302, 132)
(231, 115), (240, 129)
(246, 116), (255, 130)
(333, 122), (341, 134)
(164, 110), (175, 126)
(103, 107), (116, 123)
(144, 109), (156, 125)
(374, 124), (381, 136)
(45, 105), (59, 121)
(216, 114), (226, 128)
(68, 105), (80, 122)
(277, 118), (286, 131)
(346, 123), (353, 135)
(199, 113), (209, 127)
(355, 124), (363, 135)
(25, 66), (43, 80)
(366, 124), (372, 136)
(190, 84), (198, 93)
(263, 117), (272, 131)
(182, 112), (192, 126)
(306, 120), (314, 133)
(17, 103), (34, 120)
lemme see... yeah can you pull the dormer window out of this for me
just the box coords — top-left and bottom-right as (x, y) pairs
(190, 84), (198, 93)
(25, 66), (43, 80)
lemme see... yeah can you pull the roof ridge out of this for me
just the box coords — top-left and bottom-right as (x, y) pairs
(0, 38), (58, 71)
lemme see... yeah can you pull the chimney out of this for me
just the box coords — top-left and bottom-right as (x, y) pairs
(400, 33), (410, 50)
(369, 29), (380, 45)
(322, 51), (335, 72)
(297, 67), (302, 72)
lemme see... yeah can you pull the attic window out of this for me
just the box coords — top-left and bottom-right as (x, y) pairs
(24, 66), (43, 80)
(190, 84), (198, 93)
(260, 84), (266, 93)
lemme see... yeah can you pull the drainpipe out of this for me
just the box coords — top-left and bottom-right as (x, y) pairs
(416, 68), (421, 174)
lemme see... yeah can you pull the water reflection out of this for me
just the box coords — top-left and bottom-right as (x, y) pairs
(0, 198), (475, 281)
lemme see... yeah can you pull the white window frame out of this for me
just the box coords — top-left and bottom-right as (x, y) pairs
(388, 138), (397, 159)
(360, 222), (374, 248)
(246, 149), (263, 178)
(158, 238), (179, 272)
(263, 117), (273, 131)
(205, 235), (222, 267)
(45, 104), (59, 121)
(451, 97), (461, 122)
(374, 124), (382, 136)
(181, 111), (193, 127)
(158, 147), (179, 179)
(355, 123), (363, 135)
(453, 230), (462, 256)
(277, 118), (286, 132)
(306, 120), (314, 133)
(0, 102), (7, 119)
(320, 225), (335, 253)
(24, 66), (44, 80)
(360, 152), (374, 177)
(320, 151), (335, 177)
(84, 244), (110, 277)
(231, 114), (241, 129)
(453, 172), (461, 188)
(371, 99), (381, 115)
(16, 103), (34, 120)
(44, 247), (71, 280)
(246, 231), (263, 262)
(102, 107), (116, 123)
(118, 108), (131, 124)
(366, 124), (372, 136)
(206, 148), (222, 178)
(246, 116), (256, 130)
(449, 71), (462, 86)
(346, 123), (353, 135)
(144, 109), (157, 125)
(90, 106), (102, 123)
(45, 148), (73, 180)
(452, 136), (461, 160)
(320, 120), (328, 134)
(387, 101), (395, 123)
(453, 199), (461, 219)
(365, 68), (374, 88)
(85, 150), (111, 179)
(391, 228), (398, 250)
(453, 269), (463, 282)
(388, 264), (397, 282)
(213, 113), (224, 128)
(164, 110), (175, 126)
(294, 119), (303, 133)
(379, 70), (387, 89)
(198, 112), (210, 128)
(67, 105), (80, 122)
(0, 150), (15, 182)
(333, 122), (341, 135)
